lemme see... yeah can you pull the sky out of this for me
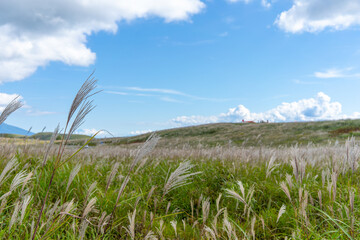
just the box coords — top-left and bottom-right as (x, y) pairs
(1, 0), (360, 136)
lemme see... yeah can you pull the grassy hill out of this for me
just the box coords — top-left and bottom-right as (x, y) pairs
(0, 133), (26, 138)
(86, 119), (360, 147)
(30, 132), (90, 141)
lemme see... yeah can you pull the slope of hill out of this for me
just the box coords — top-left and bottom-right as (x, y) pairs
(86, 119), (360, 147)
(31, 132), (90, 141)
(0, 123), (34, 136)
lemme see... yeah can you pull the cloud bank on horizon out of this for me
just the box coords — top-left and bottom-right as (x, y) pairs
(172, 92), (360, 126)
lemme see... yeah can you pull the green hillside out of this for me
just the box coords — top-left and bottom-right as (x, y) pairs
(89, 119), (360, 147)
(30, 132), (90, 141)
(0, 133), (26, 139)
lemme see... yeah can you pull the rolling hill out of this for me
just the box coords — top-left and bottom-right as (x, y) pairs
(30, 132), (90, 141)
(80, 119), (360, 147)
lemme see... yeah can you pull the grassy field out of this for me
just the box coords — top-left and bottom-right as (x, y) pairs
(0, 137), (359, 239)
(1, 78), (360, 239)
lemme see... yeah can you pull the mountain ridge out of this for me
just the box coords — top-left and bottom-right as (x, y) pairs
(0, 123), (34, 136)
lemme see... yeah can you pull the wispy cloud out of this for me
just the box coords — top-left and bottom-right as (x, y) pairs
(219, 32), (229, 37)
(172, 39), (216, 46)
(124, 87), (184, 95)
(293, 79), (323, 85)
(105, 86), (242, 103)
(314, 68), (360, 79)
(26, 110), (56, 116)
(104, 91), (128, 95)
(225, 0), (271, 7)
(261, 0), (271, 8)
(160, 97), (185, 103)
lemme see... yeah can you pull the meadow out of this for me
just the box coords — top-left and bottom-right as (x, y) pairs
(0, 78), (359, 239)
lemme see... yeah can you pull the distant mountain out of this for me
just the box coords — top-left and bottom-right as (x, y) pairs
(0, 123), (34, 136)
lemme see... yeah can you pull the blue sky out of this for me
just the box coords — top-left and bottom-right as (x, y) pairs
(1, 0), (360, 136)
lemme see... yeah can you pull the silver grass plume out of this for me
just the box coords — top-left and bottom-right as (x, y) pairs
(20, 171), (33, 194)
(67, 74), (97, 126)
(266, 156), (278, 179)
(84, 181), (97, 207)
(0, 158), (18, 187)
(276, 204), (286, 223)
(83, 197), (97, 218)
(9, 200), (21, 231)
(225, 188), (246, 206)
(163, 161), (201, 196)
(124, 209), (137, 240)
(202, 197), (210, 224)
(155, 219), (165, 239)
(280, 181), (292, 202)
(170, 220), (177, 237)
(251, 216), (256, 240)
(68, 100), (95, 137)
(204, 225), (217, 240)
(10, 170), (28, 192)
(79, 220), (89, 240)
(0, 96), (23, 125)
(144, 230), (157, 240)
(132, 133), (160, 170)
(20, 194), (32, 224)
(105, 162), (120, 193)
(66, 163), (82, 193)
(60, 199), (76, 220)
(42, 124), (60, 166)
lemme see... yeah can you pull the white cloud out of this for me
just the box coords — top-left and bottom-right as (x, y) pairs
(276, 0), (360, 33)
(77, 128), (112, 138)
(314, 69), (346, 79)
(106, 86), (240, 102)
(125, 87), (185, 95)
(26, 109), (56, 116)
(172, 92), (360, 126)
(314, 68), (360, 79)
(261, 0), (271, 8)
(0, 93), (22, 112)
(227, 0), (252, 3)
(0, 0), (205, 83)
(226, 0), (271, 7)
(130, 129), (153, 135)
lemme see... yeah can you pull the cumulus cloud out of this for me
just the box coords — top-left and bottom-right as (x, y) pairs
(77, 128), (112, 138)
(276, 0), (360, 33)
(0, 92), (22, 112)
(130, 129), (153, 135)
(172, 92), (360, 126)
(0, 0), (205, 83)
